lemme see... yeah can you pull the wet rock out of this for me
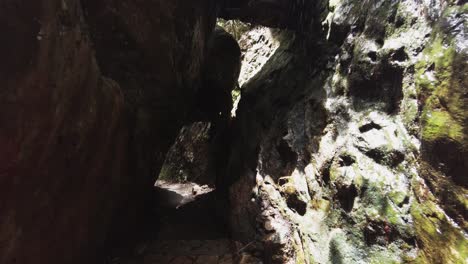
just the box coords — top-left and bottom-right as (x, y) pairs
(2, 0), (466, 263)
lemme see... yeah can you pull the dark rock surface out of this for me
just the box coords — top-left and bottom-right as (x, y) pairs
(0, 0), (218, 263)
(81, 0), (219, 244)
(0, 1), (127, 263)
(197, 26), (242, 121)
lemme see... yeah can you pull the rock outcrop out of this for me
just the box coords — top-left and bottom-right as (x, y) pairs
(226, 1), (467, 263)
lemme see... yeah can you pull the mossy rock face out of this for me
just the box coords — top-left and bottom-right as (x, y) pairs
(412, 6), (468, 259)
(419, 161), (468, 230)
(226, 1), (467, 263)
(410, 178), (468, 264)
(416, 4), (468, 187)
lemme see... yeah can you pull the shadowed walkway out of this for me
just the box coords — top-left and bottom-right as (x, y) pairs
(107, 181), (262, 264)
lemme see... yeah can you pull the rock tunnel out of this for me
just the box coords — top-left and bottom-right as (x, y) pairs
(0, 0), (467, 264)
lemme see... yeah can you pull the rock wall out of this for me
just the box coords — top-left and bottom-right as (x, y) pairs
(226, 0), (467, 263)
(81, 0), (218, 244)
(0, 1), (126, 263)
(0, 0), (217, 263)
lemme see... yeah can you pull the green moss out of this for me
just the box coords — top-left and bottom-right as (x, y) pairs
(389, 190), (407, 207)
(410, 177), (467, 264)
(461, 3), (468, 14)
(422, 110), (464, 143)
(353, 173), (364, 190)
(412, 6), (468, 246)
(378, 198), (404, 226)
(329, 166), (340, 182)
(231, 88), (241, 104)
(410, 201), (467, 263)
(415, 37), (454, 96)
(415, 4), (468, 162)
(415, 4), (467, 146)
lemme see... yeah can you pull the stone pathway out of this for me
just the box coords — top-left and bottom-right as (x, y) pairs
(107, 182), (262, 264)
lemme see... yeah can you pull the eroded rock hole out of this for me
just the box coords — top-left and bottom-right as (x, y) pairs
(336, 184), (358, 212)
(359, 121), (382, 133)
(338, 154), (356, 167)
(321, 160), (333, 185)
(368, 51), (378, 62)
(365, 149), (405, 167)
(286, 195), (307, 216)
(391, 47), (409, 62)
(276, 139), (298, 177)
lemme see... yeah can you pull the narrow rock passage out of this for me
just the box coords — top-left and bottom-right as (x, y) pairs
(108, 182), (258, 264)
